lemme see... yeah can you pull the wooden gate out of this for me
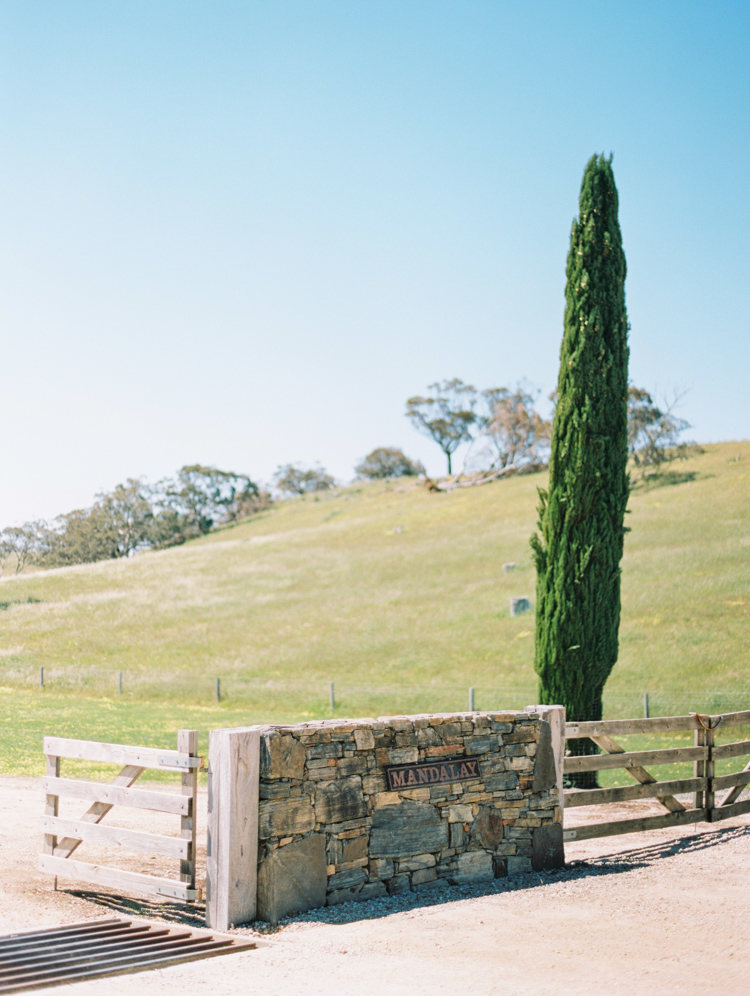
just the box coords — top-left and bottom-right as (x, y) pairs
(563, 710), (750, 842)
(708, 709), (750, 822)
(39, 730), (202, 902)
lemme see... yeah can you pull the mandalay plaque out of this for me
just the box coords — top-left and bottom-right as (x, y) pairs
(385, 756), (481, 791)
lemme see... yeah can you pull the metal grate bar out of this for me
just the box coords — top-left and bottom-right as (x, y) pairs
(0, 918), (255, 993)
(0, 925), (158, 955)
(0, 919), (128, 945)
(1, 930), (198, 969)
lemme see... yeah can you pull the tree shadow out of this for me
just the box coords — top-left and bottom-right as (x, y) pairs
(631, 469), (715, 491)
(0, 596), (42, 610)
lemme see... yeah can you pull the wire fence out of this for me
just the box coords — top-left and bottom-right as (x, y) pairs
(1, 663), (748, 721)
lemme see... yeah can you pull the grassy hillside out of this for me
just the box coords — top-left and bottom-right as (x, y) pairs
(0, 442), (748, 774)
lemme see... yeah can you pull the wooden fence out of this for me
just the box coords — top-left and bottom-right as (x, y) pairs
(39, 730), (202, 902)
(563, 710), (750, 842)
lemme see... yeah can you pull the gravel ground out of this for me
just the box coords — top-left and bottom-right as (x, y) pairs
(2, 776), (749, 995)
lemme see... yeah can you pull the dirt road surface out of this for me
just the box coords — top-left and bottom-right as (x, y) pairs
(2, 776), (749, 995)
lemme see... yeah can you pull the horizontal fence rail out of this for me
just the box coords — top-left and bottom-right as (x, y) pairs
(40, 730), (201, 903)
(563, 710), (750, 843)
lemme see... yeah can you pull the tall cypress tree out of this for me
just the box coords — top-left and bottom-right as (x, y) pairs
(531, 155), (629, 780)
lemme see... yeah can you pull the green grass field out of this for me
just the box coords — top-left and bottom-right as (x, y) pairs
(0, 441), (748, 775)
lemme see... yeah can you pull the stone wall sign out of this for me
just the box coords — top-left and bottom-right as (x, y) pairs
(206, 707), (566, 928)
(386, 756), (481, 791)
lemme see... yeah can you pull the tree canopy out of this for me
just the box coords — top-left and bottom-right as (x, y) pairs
(405, 379), (478, 475)
(354, 448), (425, 479)
(0, 466), (267, 574)
(273, 463), (336, 495)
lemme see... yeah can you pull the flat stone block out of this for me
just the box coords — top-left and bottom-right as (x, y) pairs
(482, 772), (518, 792)
(471, 808), (505, 849)
(478, 754), (507, 774)
(370, 800), (449, 858)
(315, 775), (367, 824)
(447, 804), (473, 823)
(532, 823), (564, 870)
(342, 834), (368, 863)
(504, 729), (537, 745)
(308, 742), (343, 760)
(259, 796), (315, 838)
(326, 838), (343, 864)
(328, 817), (370, 834)
(257, 833), (327, 923)
(337, 756), (367, 776)
(360, 881), (387, 900)
(399, 787), (431, 802)
(261, 734), (306, 781)
(465, 737), (493, 755)
(436, 722), (462, 740)
(374, 791), (401, 807)
(416, 727), (442, 747)
(425, 744), (461, 758)
(259, 782), (295, 800)
(491, 722), (513, 733)
(508, 756), (533, 772)
(394, 732), (419, 747)
(397, 853), (436, 872)
(327, 866), (367, 890)
(387, 873), (411, 895)
(411, 868), (437, 886)
(454, 850), (493, 884)
(353, 728), (375, 750)
(387, 746), (419, 764)
(369, 857), (394, 880)
(507, 856), (532, 875)
(532, 721), (557, 793)
(362, 773), (387, 794)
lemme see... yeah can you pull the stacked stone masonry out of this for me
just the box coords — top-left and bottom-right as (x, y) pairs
(256, 711), (562, 917)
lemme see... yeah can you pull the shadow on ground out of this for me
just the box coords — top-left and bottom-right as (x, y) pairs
(267, 823), (750, 931)
(62, 824), (750, 935)
(64, 889), (206, 928)
(632, 469), (712, 491)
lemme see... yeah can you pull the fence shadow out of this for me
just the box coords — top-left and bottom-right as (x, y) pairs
(64, 888), (207, 928)
(61, 822), (750, 934)
(583, 821), (750, 868)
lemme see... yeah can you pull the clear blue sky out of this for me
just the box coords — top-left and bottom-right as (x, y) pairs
(1, 1), (748, 524)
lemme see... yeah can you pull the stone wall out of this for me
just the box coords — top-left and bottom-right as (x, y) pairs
(253, 710), (563, 922)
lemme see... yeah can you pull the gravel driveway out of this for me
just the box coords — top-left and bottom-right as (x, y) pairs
(2, 777), (748, 995)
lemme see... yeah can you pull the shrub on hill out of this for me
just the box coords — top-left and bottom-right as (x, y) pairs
(354, 448), (425, 479)
(273, 463), (336, 495)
